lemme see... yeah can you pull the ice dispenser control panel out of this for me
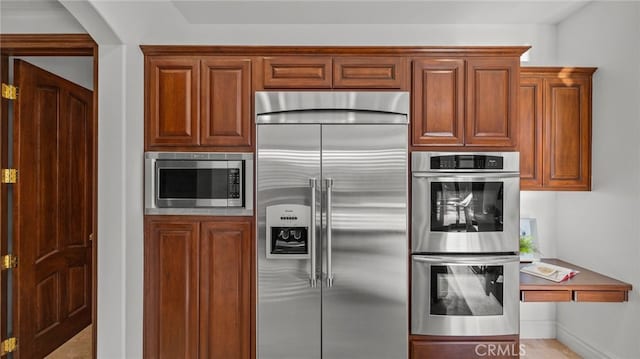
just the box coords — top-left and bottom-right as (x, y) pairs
(266, 204), (310, 259)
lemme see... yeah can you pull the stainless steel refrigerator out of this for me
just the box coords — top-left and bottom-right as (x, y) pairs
(256, 92), (409, 359)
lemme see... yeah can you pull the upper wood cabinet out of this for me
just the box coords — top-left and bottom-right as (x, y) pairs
(263, 56), (332, 89)
(147, 57), (200, 147)
(412, 58), (465, 146)
(144, 217), (253, 359)
(333, 57), (406, 89)
(412, 56), (520, 148)
(145, 56), (252, 150)
(260, 56), (408, 89)
(519, 67), (595, 191)
(466, 57), (519, 147)
(200, 57), (252, 147)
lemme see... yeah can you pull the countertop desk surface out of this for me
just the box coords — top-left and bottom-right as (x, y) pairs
(519, 258), (632, 302)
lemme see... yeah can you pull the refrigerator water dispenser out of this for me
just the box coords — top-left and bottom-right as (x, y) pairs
(266, 204), (310, 259)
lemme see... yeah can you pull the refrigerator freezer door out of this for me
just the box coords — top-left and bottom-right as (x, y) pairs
(257, 124), (322, 359)
(321, 124), (408, 359)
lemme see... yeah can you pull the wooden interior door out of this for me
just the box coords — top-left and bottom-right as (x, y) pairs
(12, 59), (93, 358)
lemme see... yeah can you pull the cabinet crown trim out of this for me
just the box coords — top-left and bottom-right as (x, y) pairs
(140, 45), (530, 57)
(521, 66), (597, 77)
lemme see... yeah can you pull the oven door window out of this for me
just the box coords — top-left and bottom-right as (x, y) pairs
(159, 168), (228, 199)
(430, 181), (503, 232)
(431, 265), (504, 316)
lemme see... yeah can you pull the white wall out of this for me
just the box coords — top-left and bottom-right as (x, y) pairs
(555, 2), (640, 358)
(10, 57), (93, 90)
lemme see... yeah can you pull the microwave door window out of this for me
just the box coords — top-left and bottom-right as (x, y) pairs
(431, 265), (504, 316)
(159, 168), (228, 199)
(430, 182), (504, 233)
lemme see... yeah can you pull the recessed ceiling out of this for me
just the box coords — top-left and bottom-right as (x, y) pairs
(171, 0), (591, 25)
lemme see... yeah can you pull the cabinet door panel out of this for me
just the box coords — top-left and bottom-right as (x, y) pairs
(201, 58), (252, 147)
(144, 220), (199, 359)
(412, 59), (464, 146)
(544, 77), (591, 189)
(519, 77), (543, 189)
(147, 57), (199, 146)
(263, 56), (332, 88)
(333, 57), (405, 89)
(466, 58), (518, 147)
(199, 220), (252, 359)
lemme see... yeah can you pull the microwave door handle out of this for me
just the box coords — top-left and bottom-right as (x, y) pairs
(412, 255), (518, 265)
(309, 178), (318, 288)
(325, 178), (334, 288)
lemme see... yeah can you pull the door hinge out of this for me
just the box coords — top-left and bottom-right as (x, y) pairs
(0, 337), (17, 356)
(1, 83), (17, 100)
(1, 169), (17, 184)
(1, 255), (17, 270)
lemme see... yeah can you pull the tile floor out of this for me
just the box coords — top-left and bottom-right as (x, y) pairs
(44, 328), (581, 359)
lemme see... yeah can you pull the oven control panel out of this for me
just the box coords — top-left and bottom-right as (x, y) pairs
(431, 155), (504, 170)
(266, 204), (310, 259)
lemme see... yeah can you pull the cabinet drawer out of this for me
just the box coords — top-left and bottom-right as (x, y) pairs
(263, 56), (332, 88)
(521, 290), (572, 302)
(574, 290), (627, 302)
(411, 339), (520, 358)
(333, 57), (405, 89)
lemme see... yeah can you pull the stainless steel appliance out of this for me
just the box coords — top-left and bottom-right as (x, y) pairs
(410, 152), (520, 338)
(411, 254), (519, 336)
(256, 91), (409, 359)
(412, 152), (520, 253)
(144, 152), (253, 215)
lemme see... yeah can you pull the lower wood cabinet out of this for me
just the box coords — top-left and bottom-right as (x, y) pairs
(144, 216), (253, 359)
(519, 67), (596, 190)
(411, 335), (520, 359)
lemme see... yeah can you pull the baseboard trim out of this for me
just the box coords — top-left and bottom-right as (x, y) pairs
(556, 323), (611, 359)
(520, 320), (556, 339)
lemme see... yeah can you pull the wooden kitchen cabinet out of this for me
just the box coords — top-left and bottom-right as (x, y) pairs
(518, 77), (544, 188)
(466, 57), (519, 147)
(147, 57), (200, 147)
(519, 68), (596, 190)
(333, 57), (406, 89)
(411, 56), (520, 148)
(412, 58), (465, 146)
(144, 217), (253, 359)
(145, 56), (252, 150)
(260, 56), (408, 89)
(262, 56), (332, 89)
(410, 335), (520, 358)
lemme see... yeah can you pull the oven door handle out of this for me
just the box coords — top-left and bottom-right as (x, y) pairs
(412, 255), (519, 265)
(413, 172), (520, 179)
(309, 178), (318, 288)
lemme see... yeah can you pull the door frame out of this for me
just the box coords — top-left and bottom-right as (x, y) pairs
(0, 33), (98, 358)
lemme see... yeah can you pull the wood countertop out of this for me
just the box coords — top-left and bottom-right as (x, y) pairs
(519, 259), (632, 302)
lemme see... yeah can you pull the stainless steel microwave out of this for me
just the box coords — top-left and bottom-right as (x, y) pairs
(144, 152), (253, 215)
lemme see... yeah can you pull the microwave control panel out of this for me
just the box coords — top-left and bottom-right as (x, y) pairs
(266, 204), (310, 259)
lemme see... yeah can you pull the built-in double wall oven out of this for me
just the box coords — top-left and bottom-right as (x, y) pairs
(411, 152), (520, 337)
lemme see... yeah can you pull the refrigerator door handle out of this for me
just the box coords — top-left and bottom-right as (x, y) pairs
(325, 178), (335, 287)
(309, 178), (318, 288)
